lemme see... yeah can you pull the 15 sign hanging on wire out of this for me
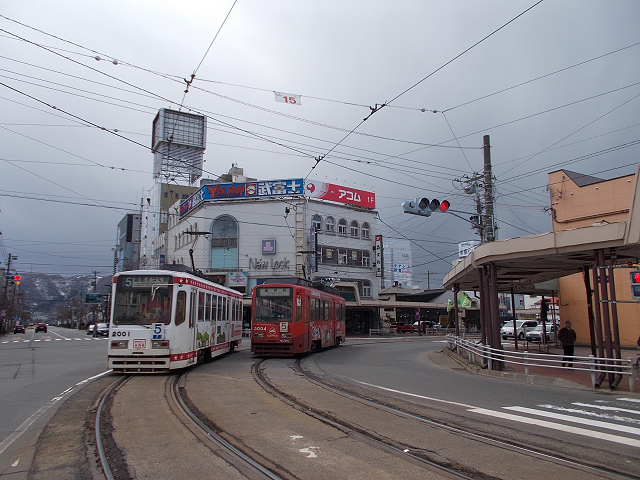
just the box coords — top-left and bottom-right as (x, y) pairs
(274, 91), (301, 106)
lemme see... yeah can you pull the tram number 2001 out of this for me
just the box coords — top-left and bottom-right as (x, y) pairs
(112, 331), (130, 337)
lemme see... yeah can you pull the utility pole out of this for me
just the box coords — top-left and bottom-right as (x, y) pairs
(425, 271), (434, 290)
(3, 253), (16, 301)
(483, 135), (496, 243)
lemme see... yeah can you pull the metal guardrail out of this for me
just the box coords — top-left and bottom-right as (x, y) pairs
(446, 334), (636, 391)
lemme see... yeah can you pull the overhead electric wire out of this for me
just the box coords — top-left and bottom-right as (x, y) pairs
(388, 0), (544, 107)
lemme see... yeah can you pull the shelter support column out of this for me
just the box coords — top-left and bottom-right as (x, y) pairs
(477, 268), (486, 346)
(453, 283), (460, 337)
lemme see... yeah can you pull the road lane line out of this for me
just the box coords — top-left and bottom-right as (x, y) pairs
(0, 370), (112, 456)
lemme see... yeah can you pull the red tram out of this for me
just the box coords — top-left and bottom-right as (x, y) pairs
(251, 279), (346, 356)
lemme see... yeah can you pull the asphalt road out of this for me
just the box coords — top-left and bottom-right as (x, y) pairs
(0, 326), (110, 476)
(304, 337), (640, 457)
(1, 332), (639, 478)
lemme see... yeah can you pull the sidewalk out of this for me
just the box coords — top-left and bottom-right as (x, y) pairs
(444, 340), (639, 393)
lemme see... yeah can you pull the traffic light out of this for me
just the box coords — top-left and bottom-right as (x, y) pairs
(402, 197), (450, 217)
(14, 275), (20, 285)
(540, 298), (549, 322)
(630, 270), (640, 298)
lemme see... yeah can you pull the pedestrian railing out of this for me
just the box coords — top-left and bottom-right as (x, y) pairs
(446, 334), (635, 391)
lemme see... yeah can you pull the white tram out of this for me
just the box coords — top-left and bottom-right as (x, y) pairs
(107, 269), (243, 373)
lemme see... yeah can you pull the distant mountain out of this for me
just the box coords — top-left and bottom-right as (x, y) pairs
(16, 273), (113, 316)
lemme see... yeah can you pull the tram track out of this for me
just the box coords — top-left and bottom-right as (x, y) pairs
(95, 372), (286, 480)
(92, 352), (638, 479)
(252, 359), (473, 479)
(253, 357), (638, 480)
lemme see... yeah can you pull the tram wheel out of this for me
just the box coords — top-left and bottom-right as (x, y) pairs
(197, 349), (204, 364)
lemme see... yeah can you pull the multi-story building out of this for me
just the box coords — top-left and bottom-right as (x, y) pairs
(164, 173), (380, 331)
(115, 213), (141, 273)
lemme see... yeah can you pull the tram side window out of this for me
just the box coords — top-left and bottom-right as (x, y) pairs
(221, 297), (227, 322)
(205, 293), (211, 322)
(175, 291), (187, 326)
(198, 292), (205, 322)
(211, 295), (218, 323)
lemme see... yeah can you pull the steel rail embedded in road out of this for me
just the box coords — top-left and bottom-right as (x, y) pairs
(252, 359), (474, 480)
(168, 373), (283, 480)
(293, 358), (638, 480)
(95, 375), (129, 480)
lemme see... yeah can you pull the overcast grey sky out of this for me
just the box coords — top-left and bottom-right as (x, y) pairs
(1, 1), (639, 288)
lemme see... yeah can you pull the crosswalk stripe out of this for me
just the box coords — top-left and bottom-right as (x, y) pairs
(469, 408), (640, 448)
(504, 406), (640, 436)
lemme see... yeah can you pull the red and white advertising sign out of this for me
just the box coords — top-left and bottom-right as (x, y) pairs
(305, 181), (375, 209)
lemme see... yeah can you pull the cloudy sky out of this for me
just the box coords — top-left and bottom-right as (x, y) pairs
(1, 0), (639, 288)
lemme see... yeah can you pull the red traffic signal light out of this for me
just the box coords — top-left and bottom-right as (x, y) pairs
(13, 275), (21, 282)
(403, 197), (450, 216)
(630, 270), (640, 299)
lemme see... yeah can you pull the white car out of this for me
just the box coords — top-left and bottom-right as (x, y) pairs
(501, 320), (538, 340)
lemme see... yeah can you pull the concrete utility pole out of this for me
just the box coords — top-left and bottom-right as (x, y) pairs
(483, 135), (496, 243)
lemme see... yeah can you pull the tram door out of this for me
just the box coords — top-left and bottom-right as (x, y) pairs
(188, 289), (197, 364)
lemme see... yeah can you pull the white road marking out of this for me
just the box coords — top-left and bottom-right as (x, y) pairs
(355, 381), (475, 409)
(504, 406), (640, 436)
(356, 381), (640, 448)
(469, 408), (640, 448)
(0, 370), (112, 456)
(570, 402), (640, 416)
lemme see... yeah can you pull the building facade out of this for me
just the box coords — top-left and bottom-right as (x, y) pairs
(115, 213), (141, 273)
(549, 168), (639, 347)
(164, 176), (380, 305)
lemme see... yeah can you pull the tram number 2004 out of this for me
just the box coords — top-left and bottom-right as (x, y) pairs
(112, 331), (130, 337)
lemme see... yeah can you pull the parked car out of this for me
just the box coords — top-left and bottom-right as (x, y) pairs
(392, 322), (416, 333)
(86, 324), (95, 335)
(35, 322), (48, 333)
(525, 324), (557, 343)
(501, 320), (538, 340)
(13, 324), (25, 334)
(93, 323), (109, 337)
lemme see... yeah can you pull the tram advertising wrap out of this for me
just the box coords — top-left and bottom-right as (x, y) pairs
(108, 269), (243, 373)
(251, 279), (346, 356)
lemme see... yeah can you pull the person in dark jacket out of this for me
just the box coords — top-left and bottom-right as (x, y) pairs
(558, 320), (577, 367)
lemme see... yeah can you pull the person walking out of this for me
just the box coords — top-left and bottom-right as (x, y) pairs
(558, 320), (577, 368)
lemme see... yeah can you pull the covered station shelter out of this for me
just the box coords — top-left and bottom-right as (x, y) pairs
(443, 163), (640, 389)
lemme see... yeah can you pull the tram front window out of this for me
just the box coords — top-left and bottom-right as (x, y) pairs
(113, 275), (173, 326)
(254, 287), (293, 322)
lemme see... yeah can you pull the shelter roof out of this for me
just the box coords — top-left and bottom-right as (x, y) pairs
(443, 164), (640, 294)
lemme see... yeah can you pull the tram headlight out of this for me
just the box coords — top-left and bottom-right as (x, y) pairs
(253, 332), (265, 338)
(281, 333), (292, 338)
(152, 340), (170, 349)
(110, 340), (128, 349)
